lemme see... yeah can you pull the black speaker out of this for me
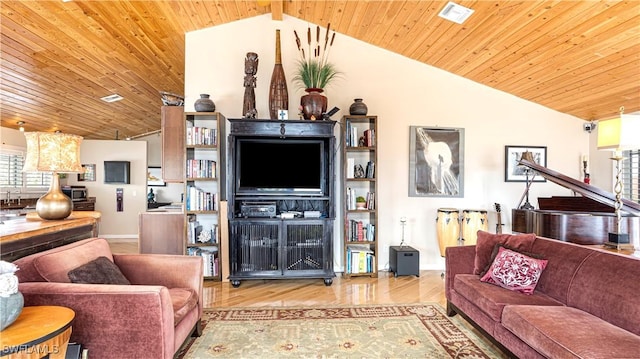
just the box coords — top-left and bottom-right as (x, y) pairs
(389, 246), (420, 277)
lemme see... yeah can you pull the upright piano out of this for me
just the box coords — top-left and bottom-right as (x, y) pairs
(512, 159), (640, 245)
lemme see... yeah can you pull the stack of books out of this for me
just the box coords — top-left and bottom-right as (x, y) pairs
(345, 244), (375, 274)
(347, 220), (375, 242)
(186, 159), (216, 178)
(186, 185), (216, 211)
(186, 126), (217, 146)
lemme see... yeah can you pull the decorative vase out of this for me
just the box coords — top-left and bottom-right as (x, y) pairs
(349, 98), (368, 115)
(269, 30), (288, 119)
(0, 291), (24, 330)
(194, 94), (216, 112)
(300, 88), (327, 120)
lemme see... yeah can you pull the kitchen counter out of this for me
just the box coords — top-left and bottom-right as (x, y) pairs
(0, 211), (101, 261)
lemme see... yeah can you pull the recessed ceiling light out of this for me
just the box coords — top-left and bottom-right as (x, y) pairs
(101, 94), (124, 103)
(438, 1), (474, 24)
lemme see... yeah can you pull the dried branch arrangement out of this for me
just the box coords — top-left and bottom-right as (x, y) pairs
(293, 23), (340, 90)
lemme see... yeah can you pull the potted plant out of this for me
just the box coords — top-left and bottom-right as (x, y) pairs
(293, 23), (340, 120)
(356, 196), (366, 210)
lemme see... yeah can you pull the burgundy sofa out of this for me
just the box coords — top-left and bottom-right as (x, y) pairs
(445, 231), (640, 359)
(13, 237), (203, 359)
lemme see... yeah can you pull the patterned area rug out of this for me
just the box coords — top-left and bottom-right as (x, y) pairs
(177, 303), (506, 358)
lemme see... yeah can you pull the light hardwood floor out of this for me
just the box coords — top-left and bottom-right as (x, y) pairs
(107, 240), (448, 308)
(108, 239), (507, 356)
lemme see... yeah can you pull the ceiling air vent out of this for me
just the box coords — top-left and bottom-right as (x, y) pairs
(101, 94), (124, 103)
(438, 1), (474, 24)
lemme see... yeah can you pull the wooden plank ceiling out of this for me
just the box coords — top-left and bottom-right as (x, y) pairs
(1, 1), (638, 140)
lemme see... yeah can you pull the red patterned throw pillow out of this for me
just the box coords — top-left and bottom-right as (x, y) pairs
(480, 246), (547, 295)
(473, 231), (537, 275)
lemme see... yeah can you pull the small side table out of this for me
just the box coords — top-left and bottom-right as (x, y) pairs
(389, 245), (420, 277)
(0, 306), (75, 358)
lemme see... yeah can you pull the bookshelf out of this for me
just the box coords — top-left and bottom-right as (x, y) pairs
(184, 111), (226, 280)
(342, 115), (378, 278)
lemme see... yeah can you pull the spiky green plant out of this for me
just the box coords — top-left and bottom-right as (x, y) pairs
(293, 23), (340, 90)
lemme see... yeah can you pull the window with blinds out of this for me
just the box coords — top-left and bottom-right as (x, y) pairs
(0, 149), (51, 189)
(622, 149), (639, 204)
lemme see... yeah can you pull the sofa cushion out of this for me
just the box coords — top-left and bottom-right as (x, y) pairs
(567, 251), (640, 336)
(67, 256), (131, 285)
(503, 305), (640, 359)
(528, 237), (596, 304)
(169, 288), (198, 326)
(33, 238), (114, 283)
(480, 246), (547, 295)
(453, 274), (563, 322)
(473, 231), (536, 275)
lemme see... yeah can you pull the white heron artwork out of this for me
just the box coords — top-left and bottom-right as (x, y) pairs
(409, 126), (464, 197)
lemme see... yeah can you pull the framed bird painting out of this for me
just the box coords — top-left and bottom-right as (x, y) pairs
(409, 126), (464, 197)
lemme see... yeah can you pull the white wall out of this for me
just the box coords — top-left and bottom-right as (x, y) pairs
(64, 140), (147, 238)
(185, 14), (590, 271)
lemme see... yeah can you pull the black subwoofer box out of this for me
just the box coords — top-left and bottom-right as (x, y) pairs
(389, 245), (419, 277)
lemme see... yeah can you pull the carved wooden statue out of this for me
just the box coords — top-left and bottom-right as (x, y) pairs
(243, 52), (258, 118)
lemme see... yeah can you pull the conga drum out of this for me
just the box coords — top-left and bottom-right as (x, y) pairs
(436, 208), (460, 257)
(461, 209), (488, 246)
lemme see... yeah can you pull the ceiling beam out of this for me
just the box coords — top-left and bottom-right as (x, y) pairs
(271, 0), (283, 21)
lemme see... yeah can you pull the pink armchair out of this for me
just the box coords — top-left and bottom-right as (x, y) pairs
(13, 237), (203, 359)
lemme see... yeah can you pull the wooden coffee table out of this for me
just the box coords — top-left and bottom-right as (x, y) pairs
(0, 306), (75, 358)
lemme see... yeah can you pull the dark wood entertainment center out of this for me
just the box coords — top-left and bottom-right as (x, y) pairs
(227, 119), (336, 287)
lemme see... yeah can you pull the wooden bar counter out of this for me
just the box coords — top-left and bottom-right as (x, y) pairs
(0, 211), (101, 262)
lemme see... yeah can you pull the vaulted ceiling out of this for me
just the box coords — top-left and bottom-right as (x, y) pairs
(1, 1), (639, 140)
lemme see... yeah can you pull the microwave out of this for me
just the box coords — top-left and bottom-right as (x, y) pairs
(62, 186), (88, 202)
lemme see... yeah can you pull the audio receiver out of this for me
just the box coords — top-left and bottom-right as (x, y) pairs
(240, 202), (277, 218)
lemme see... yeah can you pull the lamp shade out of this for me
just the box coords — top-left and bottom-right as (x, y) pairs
(519, 151), (535, 163)
(597, 114), (640, 151)
(22, 132), (83, 173)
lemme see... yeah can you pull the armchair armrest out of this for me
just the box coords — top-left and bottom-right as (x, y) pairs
(19, 282), (174, 359)
(113, 254), (203, 290)
(444, 245), (477, 300)
(114, 254), (204, 317)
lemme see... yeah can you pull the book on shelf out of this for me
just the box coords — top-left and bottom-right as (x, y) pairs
(366, 192), (375, 210)
(345, 245), (375, 274)
(187, 222), (202, 244)
(363, 129), (375, 147)
(187, 246), (219, 277)
(347, 158), (355, 178)
(186, 159), (216, 179)
(348, 220), (375, 242)
(188, 222), (218, 244)
(186, 185), (216, 211)
(347, 125), (358, 147)
(365, 161), (375, 179)
(186, 125), (217, 146)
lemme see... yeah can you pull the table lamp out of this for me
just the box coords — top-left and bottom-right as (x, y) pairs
(22, 132), (83, 220)
(518, 151), (536, 210)
(597, 107), (640, 249)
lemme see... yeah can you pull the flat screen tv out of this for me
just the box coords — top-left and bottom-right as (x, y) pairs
(235, 138), (326, 196)
(104, 161), (131, 184)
